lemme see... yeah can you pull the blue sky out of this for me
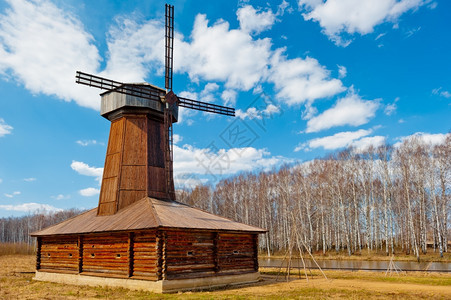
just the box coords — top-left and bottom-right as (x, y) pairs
(0, 0), (449, 217)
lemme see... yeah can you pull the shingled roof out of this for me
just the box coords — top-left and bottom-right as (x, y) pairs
(31, 197), (265, 236)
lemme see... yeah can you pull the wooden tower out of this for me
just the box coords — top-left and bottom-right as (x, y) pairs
(31, 4), (265, 293)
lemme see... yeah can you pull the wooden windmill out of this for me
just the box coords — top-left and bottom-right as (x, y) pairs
(32, 4), (265, 293)
(75, 4), (234, 214)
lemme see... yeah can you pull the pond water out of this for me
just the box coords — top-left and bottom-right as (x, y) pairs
(259, 258), (451, 272)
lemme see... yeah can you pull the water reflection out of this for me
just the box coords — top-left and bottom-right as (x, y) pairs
(259, 258), (451, 272)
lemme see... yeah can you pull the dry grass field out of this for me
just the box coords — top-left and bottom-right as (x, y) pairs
(1, 254), (450, 299)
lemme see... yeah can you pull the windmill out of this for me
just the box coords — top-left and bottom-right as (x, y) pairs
(75, 4), (235, 211)
(32, 4), (265, 292)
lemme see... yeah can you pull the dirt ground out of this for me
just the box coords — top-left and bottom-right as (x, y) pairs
(1, 255), (450, 299)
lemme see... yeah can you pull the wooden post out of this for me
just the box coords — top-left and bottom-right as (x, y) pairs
(213, 232), (219, 273)
(36, 237), (41, 270)
(162, 231), (167, 280)
(253, 234), (259, 271)
(156, 230), (163, 280)
(128, 232), (134, 277)
(78, 235), (83, 273)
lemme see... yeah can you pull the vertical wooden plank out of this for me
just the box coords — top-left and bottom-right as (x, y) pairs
(156, 230), (163, 280)
(162, 231), (167, 280)
(36, 237), (41, 270)
(128, 232), (134, 277)
(253, 234), (259, 271)
(78, 235), (83, 273)
(116, 117), (127, 213)
(97, 118), (125, 216)
(213, 232), (219, 273)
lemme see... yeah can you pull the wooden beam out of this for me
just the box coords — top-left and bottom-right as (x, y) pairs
(156, 230), (163, 280)
(78, 235), (83, 273)
(36, 237), (41, 270)
(213, 232), (219, 273)
(128, 232), (134, 277)
(253, 234), (259, 271)
(162, 232), (167, 280)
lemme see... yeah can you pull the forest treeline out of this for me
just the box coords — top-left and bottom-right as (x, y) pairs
(177, 134), (450, 260)
(1, 135), (449, 259)
(0, 209), (83, 247)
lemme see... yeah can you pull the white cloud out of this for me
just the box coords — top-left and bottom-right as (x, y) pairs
(76, 140), (104, 146)
(0, 178), (2, 184)
(236, 104), (280, 120)
(174, 144), (288, 176)
(51, 194), (70, 201)
(70, 161), (103, 183)
(405, 26), (421, 38)
(174, 173), (208, 189)
(432, 87), (451, 98)
(79, 187), (100, 197)
(277, 0), (293, 16)
(375, 32), (386, 40)
(4, 191), (20, 198)
(199, 82), (220, 102)
(428, 1), (438, 9)
(0, 118), (13, 137)
(103, 17), (164, 82)
(351, 135), (386, 152)
(306, 91), (379, 133)
(269, 49), (345, 105)
(302, 103), (318, 120)
(237, 5), (276, 35)
(23, 177), (36, 182)
(178, 14), (272, 90)
(295, 128), (375, 151)
(299, 0), (427, 46)
(384, 103), (397, 116)
(221, 89), (238, 106)
(384, 97), (399, 116)
(0, 202), (62, 213)
(395, 132), (449, 147)
(337, 65), (347, 78)
(0, 0), (101, 109)
(173, 134), (182, 144)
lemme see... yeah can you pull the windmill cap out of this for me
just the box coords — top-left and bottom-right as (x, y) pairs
(100, 83), (178, 122)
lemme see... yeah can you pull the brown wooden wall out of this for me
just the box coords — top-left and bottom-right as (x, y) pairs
(82, 234), (129, 276)
(37, 230), (259, 281)
(164, 230), (216, 280)
(39, 236), (79, 272)
(133, 230), (158, 279)
(97, 114), (174, 216)
(217, 233), (257, 274)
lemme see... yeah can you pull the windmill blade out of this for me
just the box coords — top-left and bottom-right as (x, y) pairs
(75, 71), (161, 101)
(178, 96), (235, 117)
(165, 4), (174, 91)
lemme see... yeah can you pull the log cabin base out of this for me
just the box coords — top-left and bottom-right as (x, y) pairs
(33, 271), (261, 293)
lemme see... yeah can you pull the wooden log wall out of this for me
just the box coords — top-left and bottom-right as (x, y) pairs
(217, 233), (256, 274)
(82, 234), (129, 276)
(37, 230), (259, 281)
(132, 230), (158, 280)
(164, 230), (216, 280)
(39, 236), (79, 272)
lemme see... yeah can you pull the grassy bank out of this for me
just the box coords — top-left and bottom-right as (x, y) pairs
(1, 254), (451, 299)
(260, 249), (451, 262)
